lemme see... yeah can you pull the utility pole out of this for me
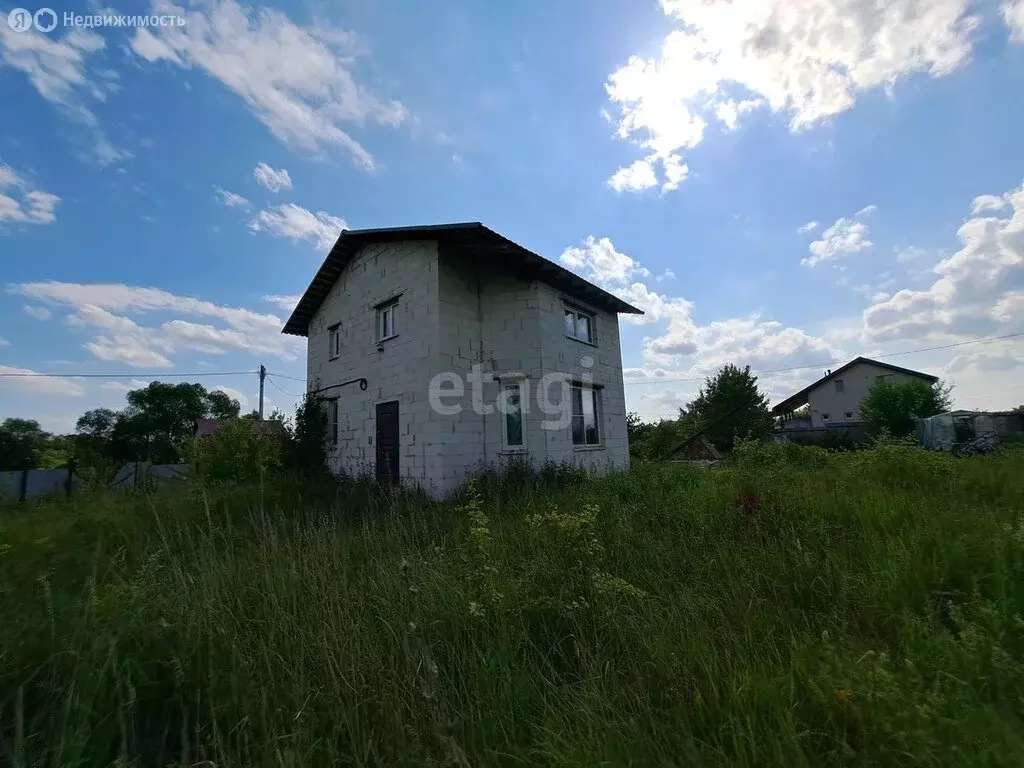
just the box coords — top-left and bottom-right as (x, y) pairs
(258, 364), (266, 420)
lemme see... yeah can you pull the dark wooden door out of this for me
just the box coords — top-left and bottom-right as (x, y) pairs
(375, 401), (400, 481)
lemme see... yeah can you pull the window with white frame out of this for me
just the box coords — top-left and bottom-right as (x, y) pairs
(844, 411), (855, 420)
(328, 324), (341, 359)
(328, 399), (339, 445)
(564, 307), (594, 344)
(377, 299), (398, 341)
(500, 382), (524, 449)
(822, 412), (831, 423)
(570, 384), (601, 446)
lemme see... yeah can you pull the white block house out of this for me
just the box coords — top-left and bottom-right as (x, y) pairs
(282, 223), (643, 497)
(772, 357), (938, 428)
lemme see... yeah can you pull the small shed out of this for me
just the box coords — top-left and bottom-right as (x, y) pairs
(917, 410), (1024, 451)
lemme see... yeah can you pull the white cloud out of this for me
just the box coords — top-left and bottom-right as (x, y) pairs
(214, 187), (250, 208)
(8, 281), (302, 367)
(262, 294), (301, 312)
(214, 384), (249, 409)
(130, 0), (407, 169)
(608, 156), (660, 192)
(803, 206), (877, 267)
(895, 245), (930, 262)
(101, 379), (150, 395)
(862, 180), (1024, 343)
(605, 0), (979, 190)
(0, 25), (130, 165)
(560, 236), (650, 286)
(971, 193), (1010, 215)
(23, 305), (52, 320)
(559, 235), (839, 387)
(1004, 0), (1024, 41)
(798, 221), (820, 234)
(253, 162), (292, 192)
(0, 366), (84, 397)
(0, 165), (60, 225)
(250, 203), (346, 251)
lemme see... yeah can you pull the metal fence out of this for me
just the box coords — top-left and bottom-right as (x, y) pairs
(0, 467), (77, 502)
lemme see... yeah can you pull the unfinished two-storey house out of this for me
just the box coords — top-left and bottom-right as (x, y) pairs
(282, 223), (642, 497)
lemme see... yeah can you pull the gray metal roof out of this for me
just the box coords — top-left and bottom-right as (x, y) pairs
(281, 222), (644, 337)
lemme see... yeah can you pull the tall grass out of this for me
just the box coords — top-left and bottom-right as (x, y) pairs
(2, 443), (1024, 766)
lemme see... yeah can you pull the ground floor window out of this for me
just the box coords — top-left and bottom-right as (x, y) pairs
(571, 385), (600, 446)
(501, 382), (524, 449)
(328, 399), (339, 445)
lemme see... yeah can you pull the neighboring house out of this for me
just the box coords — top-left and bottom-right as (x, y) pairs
(772, 357), (939, 428)
(282, 222), (643, 498)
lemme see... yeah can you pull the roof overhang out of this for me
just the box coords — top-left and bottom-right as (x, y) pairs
(281, 222), (644, 337)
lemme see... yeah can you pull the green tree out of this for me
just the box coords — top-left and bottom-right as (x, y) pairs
(626, 412), (652, 443)
(685, 364), (773, 452)
(74, 382), (242, 465)
(0, 418), (51, 470)
(288, 389), (330, 476)
(860, 379), (953, 438)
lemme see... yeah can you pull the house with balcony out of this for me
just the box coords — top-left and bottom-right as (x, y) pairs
(282, 222), (643, 497)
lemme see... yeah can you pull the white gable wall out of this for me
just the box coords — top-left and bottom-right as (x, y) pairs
(306, 240), (441, 484)
(807, 360), (930, 428)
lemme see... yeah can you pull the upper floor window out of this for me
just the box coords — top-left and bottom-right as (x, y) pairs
(875, 374), (895, 384)
(844, 411), (855, 420)
(822, 412), (832, 422)
(564, 307), (593, 344)
(834, 379), (844, 394)
(328, 324), (341, 359)
(500, 382), (524, 450)
(377, 298), (398, 341)
(571, 384), (601, 446)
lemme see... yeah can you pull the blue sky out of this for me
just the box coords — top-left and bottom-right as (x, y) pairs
(2, 0), (1023, 432)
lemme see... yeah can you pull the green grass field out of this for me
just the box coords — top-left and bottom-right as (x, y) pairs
(2, 441), (1024, 766)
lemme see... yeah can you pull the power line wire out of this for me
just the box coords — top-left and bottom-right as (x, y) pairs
(0, 369), (257, 380)
(623, 331), (1024, 387)
(267, 372), (306, 383)
(266, 376), (303, 397)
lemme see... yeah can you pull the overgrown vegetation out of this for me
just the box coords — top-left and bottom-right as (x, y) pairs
(629, 363), (774, 460)
(860, 378), (954, 437)
(2, 442), (1023, 766)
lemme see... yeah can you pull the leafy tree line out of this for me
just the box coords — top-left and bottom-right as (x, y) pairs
(1, 381), (333, 482)
(629, 364), (956, 460)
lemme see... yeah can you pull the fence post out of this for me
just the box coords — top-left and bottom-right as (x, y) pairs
(18, 469), (28, 503)
(66, 460), (75, 498)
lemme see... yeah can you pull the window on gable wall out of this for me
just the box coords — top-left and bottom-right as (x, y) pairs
(328, 324), (341, 359)
(834, 379), (844, 394)
(377, 299), (398, 341)
(564, 307), (593, 344)
(822, 413), (831, 423)
(875, 374), (895, 384)
(501, 382), (524, 449)
(571, 384), (601, 446)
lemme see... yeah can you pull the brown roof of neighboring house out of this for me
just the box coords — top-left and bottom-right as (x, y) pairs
(772, 356), (938, 414)
(281, 222), (644, 337)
